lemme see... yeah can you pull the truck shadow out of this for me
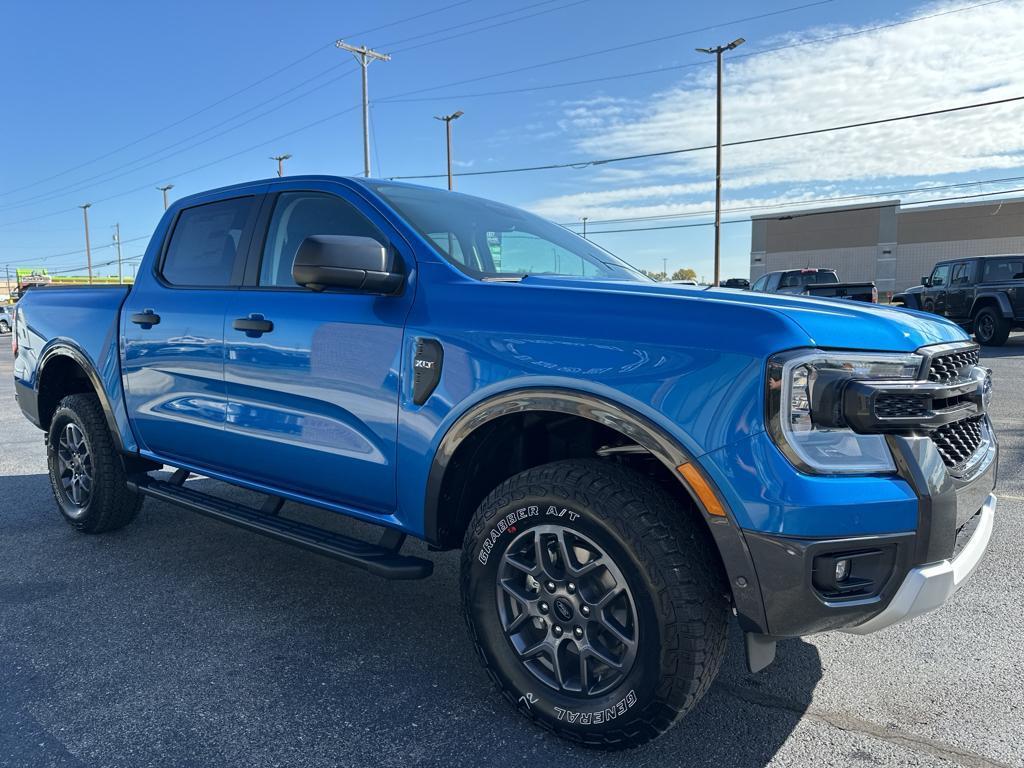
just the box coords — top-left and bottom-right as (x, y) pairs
(978, 332), (1024, 358)
(0, 472), (821, 768)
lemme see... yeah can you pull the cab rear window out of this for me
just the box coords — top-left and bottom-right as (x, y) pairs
(162, 197), (254, 287)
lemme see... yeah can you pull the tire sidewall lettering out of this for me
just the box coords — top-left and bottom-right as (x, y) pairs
(477, 504), (582, 565)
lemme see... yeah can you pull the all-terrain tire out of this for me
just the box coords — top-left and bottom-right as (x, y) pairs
(47, 393), (142, 533)
(461, 459), (729, 749)
(973, 306), (1010, 346)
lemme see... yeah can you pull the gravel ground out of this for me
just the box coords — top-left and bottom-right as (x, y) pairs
(1, 337), (1022, 768)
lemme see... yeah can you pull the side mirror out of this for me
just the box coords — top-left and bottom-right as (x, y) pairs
(921, 276), (931, 287)
(293, 235), (403, 294)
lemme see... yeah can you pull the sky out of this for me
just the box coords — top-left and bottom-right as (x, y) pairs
(1, 0), (1023, 283)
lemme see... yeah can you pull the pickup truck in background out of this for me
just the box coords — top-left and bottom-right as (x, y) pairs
(893, 254), (1024, 346)
(751, 268), (878, 302)
(11, 176), (997, 749)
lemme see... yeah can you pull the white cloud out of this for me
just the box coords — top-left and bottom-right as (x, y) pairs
(527, 0), (1024, 222)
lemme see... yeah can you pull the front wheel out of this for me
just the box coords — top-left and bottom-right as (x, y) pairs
(47, 393), (142, 533)
(0, 319), (9, 334)
(461, 459), (728, 749)
(973, 306), (1010, 346)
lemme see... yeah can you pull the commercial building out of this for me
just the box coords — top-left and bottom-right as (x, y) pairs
(749, 196), (1024, 295)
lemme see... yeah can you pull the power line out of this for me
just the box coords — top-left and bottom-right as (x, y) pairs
(557, 173), (1024, 226)
(375, 0), (837, 102)
(576, 185), (1024, 235)
(1, 0), (600, 211)
(387, 93), (1024, 180)
(0, 105), (361, 230)
(379, 0), (1008, 103)
(0, 67), (357, 213)
(0, 235), (149, 271)
(386, 0), (591, 54)
(379, 0), (570, 48)
(0, 0), (478, 200)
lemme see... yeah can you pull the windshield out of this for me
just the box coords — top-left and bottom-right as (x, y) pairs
(367, 182), (648, 282)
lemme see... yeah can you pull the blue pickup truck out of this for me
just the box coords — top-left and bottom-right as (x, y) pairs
(11, 176), (997, 748)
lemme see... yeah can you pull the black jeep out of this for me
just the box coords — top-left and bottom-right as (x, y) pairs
(894, 254), (1024, 345)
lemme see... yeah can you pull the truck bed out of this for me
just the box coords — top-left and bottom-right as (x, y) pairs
(13, 285), (136, 450)
(803, 281), (876, 302)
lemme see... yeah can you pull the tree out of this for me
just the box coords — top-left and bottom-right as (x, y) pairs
(671, 268), (697, 282)
(640, 270), (668, 281)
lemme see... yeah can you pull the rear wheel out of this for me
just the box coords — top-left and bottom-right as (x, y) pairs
(461, 459), (728, 749)
(0, 319), (9, 334)
(47, 393), (142, 533)
(973, 306), (1010, 346)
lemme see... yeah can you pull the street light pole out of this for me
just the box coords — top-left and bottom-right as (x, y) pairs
(434, 110), (464, 190)
(113, 223), (123, 284)
(337, 41), (391, 178)
(79, 203), (93, 285)
(696, 37), (745, 288)
(581, 216), (588, 239)
(157, 184), (174, 210)
(271, 153), (292, 177)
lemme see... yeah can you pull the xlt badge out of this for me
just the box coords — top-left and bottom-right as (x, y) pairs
(413, 338), (444, 405)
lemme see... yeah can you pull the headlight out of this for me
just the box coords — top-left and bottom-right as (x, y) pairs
(767, 350), (922, 474)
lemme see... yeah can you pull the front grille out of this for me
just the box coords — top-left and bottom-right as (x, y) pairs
(928, 348), (980, 383)
(874, 393), (930, 418)
(931, 415), (985, 469)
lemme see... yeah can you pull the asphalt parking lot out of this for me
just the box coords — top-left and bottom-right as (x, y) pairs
(1, 338), (1022, 768)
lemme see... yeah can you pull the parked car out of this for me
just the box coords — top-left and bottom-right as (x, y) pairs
(723, 277), (750, 289)
(0, 306), (11, 334)
(751, 268), (877, 302)
(12, 176), (997, 749)
(892, 255), (1024, 345)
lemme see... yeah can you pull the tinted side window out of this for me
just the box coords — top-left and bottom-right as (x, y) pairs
(951, 263), (970, 284)
(163, 197), (253, 287)
(260, 192), (385, 287)
(982, 258), (1024, 282)
(751, 275), (768, 291)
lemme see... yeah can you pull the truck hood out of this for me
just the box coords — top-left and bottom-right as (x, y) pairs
(520, 276), (968, 351)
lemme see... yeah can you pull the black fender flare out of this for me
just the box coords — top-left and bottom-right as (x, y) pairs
(892, 292), (920, 310)
(970, 292), (1013, 319)
(423, 387), (769, 633)
(37, 342), (127, 453)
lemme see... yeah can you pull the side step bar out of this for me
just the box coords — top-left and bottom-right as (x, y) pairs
(128, 475), (433, 580)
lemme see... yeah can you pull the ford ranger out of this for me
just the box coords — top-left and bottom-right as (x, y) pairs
(11, 176), (997, 749)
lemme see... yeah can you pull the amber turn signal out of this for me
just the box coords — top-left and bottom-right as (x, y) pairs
(676, 462), (727, 517)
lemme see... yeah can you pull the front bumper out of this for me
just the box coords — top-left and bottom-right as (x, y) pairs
(739, 416), (997, 638)
(844, 493), (995, 634)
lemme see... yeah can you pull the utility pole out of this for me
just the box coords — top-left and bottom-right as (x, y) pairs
(113, 223), (123, 284)
(336, 41), (391, 178)
(157, 184), (174, 210)
(79, 203), (93, 285)
(662, 257), (668, 278)
(581, 216), (588, 239)
(697, 37), (745, 287)
(433, 111), (464, 190)
(271, 153), (292, 177)
(4, 265), (10, 299)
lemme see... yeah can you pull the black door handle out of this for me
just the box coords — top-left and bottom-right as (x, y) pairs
(233, 316), (274, 336)
(130, 310), (160, 327)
